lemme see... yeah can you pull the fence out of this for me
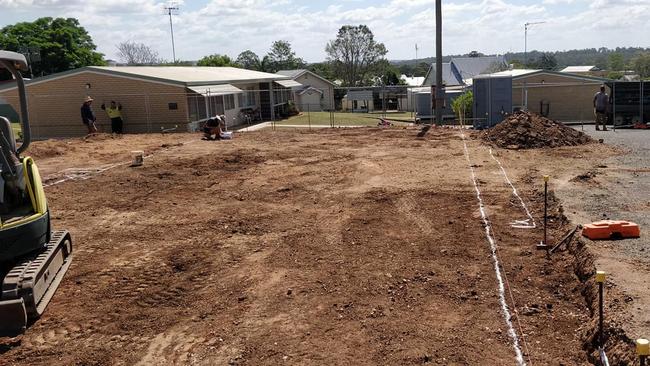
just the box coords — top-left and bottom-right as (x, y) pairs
(472, 76), (649, 129)
(3, 81), (645, 138)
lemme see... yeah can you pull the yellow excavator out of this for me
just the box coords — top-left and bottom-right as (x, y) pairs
(0, 51), (72, 336)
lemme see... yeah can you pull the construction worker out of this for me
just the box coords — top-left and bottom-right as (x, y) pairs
(593, 85), (609, 131)
(101, 101), (124, 134)
(80, 96), (97, 135)
(203, 115), (224, 140)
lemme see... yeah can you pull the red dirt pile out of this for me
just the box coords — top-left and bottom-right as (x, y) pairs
(482, 111), (592, 149)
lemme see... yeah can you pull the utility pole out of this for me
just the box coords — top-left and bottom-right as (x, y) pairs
(434, 0), (444, 126)
(415, 43), (419, 75)
(164, 3), (180, 63)
(524, 21), (545, 67)
(417, 0), (443, 137)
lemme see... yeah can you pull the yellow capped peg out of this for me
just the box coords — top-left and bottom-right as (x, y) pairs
(595, 271), (606, 283)
(543, 175), (550, 182)
(637, 338), (649, 356)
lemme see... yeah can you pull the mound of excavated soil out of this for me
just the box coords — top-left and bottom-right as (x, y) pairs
(482, 111), (592, 149)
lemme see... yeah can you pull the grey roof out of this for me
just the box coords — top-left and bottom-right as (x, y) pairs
(276, 69), (335, 86)
(423, 56), (508, 86)
(423, 63), (463, 86)
(277, 69), (306, 78)
(449, 56), (507, 80)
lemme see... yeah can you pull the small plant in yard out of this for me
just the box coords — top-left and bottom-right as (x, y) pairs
(451, 91), (473, 125)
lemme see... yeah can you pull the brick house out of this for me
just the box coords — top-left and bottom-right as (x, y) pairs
(0, 66), (293, 138)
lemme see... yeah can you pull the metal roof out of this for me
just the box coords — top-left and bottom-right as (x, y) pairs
(187, 84), (244, 96)
(89, 66), (288, 85)
(484, 69), (541, 77)
(276, 69), (335, 86)
(277, 69), (305, 78)
(423, 63), (462, 86)
(560, 66), (599, 73)
(0, 66), (292, 93)
(400, 75), (425, 86)
(450, 56), (507, 79)
(276, 79), (302, 88)
(480, 69), (610, 82)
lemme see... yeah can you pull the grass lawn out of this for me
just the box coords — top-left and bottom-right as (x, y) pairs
(279, 111), (416, 126)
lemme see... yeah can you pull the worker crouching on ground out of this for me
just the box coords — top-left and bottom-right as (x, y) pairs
(101, 101), (124, 134)
(203, 115), (225, 140)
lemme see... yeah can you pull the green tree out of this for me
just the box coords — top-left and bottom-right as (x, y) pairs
(197, 54), (237, 67)
(606, 71), (624, 80)
(266, 40), (305, 72)
(325, 25), (388, 86)
(414, 61), (429, 77)
(631, 53), (650, 78)
(373, 60), (404, 86)
(307, 62), (335, 82)
(236, 50), (261, 70)
(534, 53), (558, 70)
(510, 59), (525, 69)
(608, 52), (625, 71)
(451, 91), (473, 124)
(0, 17), (105, 76)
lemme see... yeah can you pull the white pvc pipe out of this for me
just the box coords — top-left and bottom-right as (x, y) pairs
(461, 131), (526, 366)
(489, 148), (536, 229)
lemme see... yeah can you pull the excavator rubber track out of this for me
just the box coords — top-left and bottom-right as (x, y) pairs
(0, 230), (72, 336)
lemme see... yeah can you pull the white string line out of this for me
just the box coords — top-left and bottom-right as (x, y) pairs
(42, 138), (197, 188)
(488, 148), (537, 229)
(460, 131), (526, 366)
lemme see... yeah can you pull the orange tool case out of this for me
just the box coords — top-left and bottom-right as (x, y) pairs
(582, 220), (640, 240)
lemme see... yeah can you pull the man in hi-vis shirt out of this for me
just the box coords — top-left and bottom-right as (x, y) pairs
(101, 101), (124, 134)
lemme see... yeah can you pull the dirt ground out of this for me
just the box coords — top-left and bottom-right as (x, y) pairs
(0, 127), (628, 365)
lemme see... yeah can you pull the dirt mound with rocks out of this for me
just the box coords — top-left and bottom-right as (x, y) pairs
(482, 111), (592, 149)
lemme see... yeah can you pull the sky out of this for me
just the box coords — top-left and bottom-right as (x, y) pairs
(1, 0), (649, 63)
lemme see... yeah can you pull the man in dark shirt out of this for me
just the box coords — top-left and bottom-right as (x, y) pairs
(593, 85), (609, 131)
(203, 115), (224, 140)
(80, 96), (98, 135)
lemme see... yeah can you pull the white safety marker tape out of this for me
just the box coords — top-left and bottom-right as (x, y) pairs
(461, 132), (526, 366)
(488, 148), (536, 229)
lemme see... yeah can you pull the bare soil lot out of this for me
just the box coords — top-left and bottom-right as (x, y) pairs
(0, 128), (626, 365)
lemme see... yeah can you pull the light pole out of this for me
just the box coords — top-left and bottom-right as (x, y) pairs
(164, 3), (180, 63)
(524, 21), (545, 67)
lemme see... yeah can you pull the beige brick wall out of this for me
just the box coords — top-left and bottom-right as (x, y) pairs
(512, 74), (605, 122)
(0, 70), (189, 138)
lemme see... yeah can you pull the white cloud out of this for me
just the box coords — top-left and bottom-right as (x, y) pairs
(1, 0), (649, 63)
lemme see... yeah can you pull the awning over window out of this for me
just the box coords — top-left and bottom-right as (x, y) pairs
(275, 79), (302, 88)
(188, 84), (243, 96)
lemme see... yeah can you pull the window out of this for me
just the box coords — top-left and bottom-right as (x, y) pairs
(224, 94), (235, 110)
(168, 102), (178, 110)
(238, 88), (257, 108)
